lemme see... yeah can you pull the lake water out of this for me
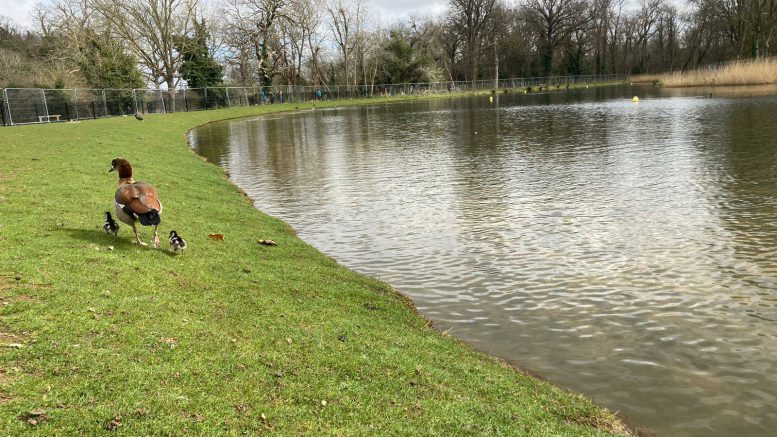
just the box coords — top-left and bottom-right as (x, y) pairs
(190, 86), (777, 436)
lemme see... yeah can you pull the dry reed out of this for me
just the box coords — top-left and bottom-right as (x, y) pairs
(659, 58), (777, 87)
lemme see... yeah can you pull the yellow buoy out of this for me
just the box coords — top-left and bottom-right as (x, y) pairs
(632, 96), (639, 103)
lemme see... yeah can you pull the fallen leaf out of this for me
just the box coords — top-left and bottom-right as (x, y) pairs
(105, 416), (121, 431)
(19, 408), (49, 426)
(159, 337), (177, 349)
(208, 234), (224, 241)
(6, 343), (24, 349)
(321, 400), (327, 407)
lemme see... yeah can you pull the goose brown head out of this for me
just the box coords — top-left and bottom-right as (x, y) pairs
(109, 158), (133, 179)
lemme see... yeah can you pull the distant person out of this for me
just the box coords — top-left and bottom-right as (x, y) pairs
(279, 90), (284, 103)
(447, 82), (453, 92)
(315, 89), (322, 100)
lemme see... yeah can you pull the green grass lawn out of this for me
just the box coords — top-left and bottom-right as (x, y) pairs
(0, 98), (631, 435)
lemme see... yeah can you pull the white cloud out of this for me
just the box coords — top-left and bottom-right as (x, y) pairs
(0, 0), (43, 29)
(370, 0), (447, 24)
(0, 0), (448, 32)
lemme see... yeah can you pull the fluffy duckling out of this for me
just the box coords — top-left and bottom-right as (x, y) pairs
(109, 158), (162, 247)
(103, 211), (120, 236)
(169, 230), (187, 252)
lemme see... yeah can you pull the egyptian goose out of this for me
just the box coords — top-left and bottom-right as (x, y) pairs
(109, 158), (162, 247)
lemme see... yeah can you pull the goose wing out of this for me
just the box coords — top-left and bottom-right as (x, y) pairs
(115, 182), (162, 214)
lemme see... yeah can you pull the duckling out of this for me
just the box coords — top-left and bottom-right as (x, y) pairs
(109, 158), (162, 247)
(169, 230), (187, 252)
(103, 211), (120, 236)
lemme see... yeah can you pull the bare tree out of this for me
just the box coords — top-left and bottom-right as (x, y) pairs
(448, 0), (498, 82)
(93, 0), (200, 109)
(326, 0), (365, 89)
(522, 0), (590, 75)
(223, 0), (294, 86)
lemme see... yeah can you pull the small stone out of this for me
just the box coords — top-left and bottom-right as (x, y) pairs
(14, 276), (21, 281)
(320, 400), (327, 407)
(285, 338), (292, 345)
(260, 413), (267, 421)
(108, 246), (114, 251)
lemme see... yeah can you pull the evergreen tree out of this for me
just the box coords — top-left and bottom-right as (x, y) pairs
(176, 20), (223, 89)
(381, 31), (431, 84)
(78, 32), (144, 89)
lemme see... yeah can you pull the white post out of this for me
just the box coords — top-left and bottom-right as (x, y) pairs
(102, 90), (108, 117)
(3, 88), (12, 125)
(226, 88), (231, 108)
(160, 89), (167, 113)
(244, 87), (249, 106)
(42, 89), (51, 123)
(494, 35), (499, 90)
(73, 89), (80, 120)
(133, 89), (138, 114)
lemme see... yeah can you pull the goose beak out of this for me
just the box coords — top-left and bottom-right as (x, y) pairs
(108, 167), (114, 172)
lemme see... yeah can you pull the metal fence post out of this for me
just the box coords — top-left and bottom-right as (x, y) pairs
(226, 88), (231, 108)
(1, 88), (9, 126)
(102, 90), (108, 117)
(244, 87), (249, 106)
(205, 87), (209, 109)
(133, 89), (138, 114)
(0, 91), (6, 127)
(73, 89), (80, 120)
(160, 90), (167, 113)
(41, 89), (51, 123)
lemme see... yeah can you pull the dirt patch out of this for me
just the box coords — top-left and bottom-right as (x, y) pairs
(0, 368), (17, 404)
(0, 330), (22, 343)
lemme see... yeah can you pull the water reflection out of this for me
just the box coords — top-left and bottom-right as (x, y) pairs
(191, 87), (777, 436)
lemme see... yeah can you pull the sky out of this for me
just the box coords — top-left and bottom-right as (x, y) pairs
(0, 0), (449, 30)
(0, 0), (40, 29)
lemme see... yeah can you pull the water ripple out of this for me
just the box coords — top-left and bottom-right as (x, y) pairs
(191, 88), (777, 437)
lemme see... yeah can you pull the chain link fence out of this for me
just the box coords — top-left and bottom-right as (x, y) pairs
(1, 75), (627, 126)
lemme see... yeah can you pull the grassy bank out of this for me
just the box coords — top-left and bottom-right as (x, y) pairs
(0, 98), (631, 434)
(656, 57), (777, 87)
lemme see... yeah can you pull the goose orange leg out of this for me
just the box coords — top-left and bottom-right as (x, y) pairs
(132, 222), (148, 246)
